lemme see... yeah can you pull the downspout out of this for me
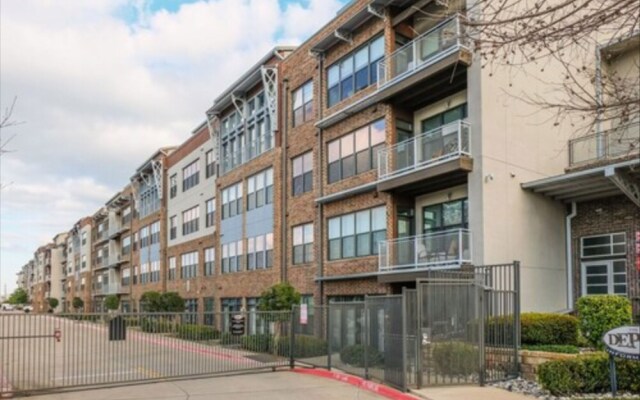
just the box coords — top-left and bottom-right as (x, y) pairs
(566, 202), (577, 310)
(317, 53), (325, 305)
(281, 78), (290, 283)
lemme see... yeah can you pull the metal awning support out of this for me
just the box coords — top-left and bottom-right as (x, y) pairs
(151, 160), (163, 200)
(205, 114), (220, 164)
(367, 4), (385, 18)
(605, 166), (640, 207)
(130, 180), (140, 213)
(231, 93), (246, 123)
(260, 66), (278, 133)
(334, 28), (353, 44)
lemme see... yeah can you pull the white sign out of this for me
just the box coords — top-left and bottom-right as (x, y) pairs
(602, 325), (640, 360)
(300, 304), (308, 325)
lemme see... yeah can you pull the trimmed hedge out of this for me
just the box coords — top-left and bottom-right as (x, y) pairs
(140, 318), (174, 333)
(176, 325), (220, 341)
(234, 334), (327, 358)
(521, 313), (579, 346)
(521, 344), (580, 354)
(432, 341), (479, 377)
(538, 353), (640, 395)
(339, 345), (384, 368)
(576, 295), (632, 349)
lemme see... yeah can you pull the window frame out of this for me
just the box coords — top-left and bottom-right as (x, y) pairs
(581, 259), (627, 296)
(293, 223), (314, 265)
(292, 80), (314, 127)
(292, 152), (313, 196)
(327, 206), (386, 261)
(580, 233), (627, 259)
(182, 159), (201, 192)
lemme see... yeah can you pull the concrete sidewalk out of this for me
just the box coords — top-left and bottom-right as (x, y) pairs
(412, 386), (532, 400)
(21, 371), (388, 400)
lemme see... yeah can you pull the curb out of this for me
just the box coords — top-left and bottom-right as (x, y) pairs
(291, 367), (418, 400)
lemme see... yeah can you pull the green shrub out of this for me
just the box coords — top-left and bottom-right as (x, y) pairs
(140, 317), (174, 333)
(240, 334), (274, 353)
(277, 335), (327, 358)
(431, 341), (479, 377)
(176, 325), (220, 341)
(521, 313), (579, 346)
(339, 344), (384, 367)
(577, 296), (632, 349)
(521, 344), (580, 354)
(220, 332), (242, 345)
(538, 353), (640, 395)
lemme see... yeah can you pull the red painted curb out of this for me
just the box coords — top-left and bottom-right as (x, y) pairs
(291, 368), (417, 400)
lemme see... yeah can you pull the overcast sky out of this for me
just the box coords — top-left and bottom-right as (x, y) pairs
(0, 0), (347, 295)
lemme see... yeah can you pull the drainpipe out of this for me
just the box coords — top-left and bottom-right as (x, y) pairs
(565, 202), (577, 310)
(317, 53), (325, 306)
(281, 78), (290, 283)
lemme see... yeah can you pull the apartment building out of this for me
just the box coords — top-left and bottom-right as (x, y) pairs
(524, 33), (640, 318)
(30, 245), (52, 312)
(204, 47), (293, 322)
(50, 232), (68, 312)
(165, 123), (216, 319)
(91, 188), (133, 312)
(129, 147), (176, 311)
(62, 218), (93, 312)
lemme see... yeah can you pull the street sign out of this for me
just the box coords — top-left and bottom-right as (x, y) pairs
(300, 304), (308, 325)
(603, 325), (640, 360)
(230, 313), (245, 336)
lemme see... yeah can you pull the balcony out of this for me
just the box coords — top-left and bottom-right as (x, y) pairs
(378, 229), (471, 282)
(377, 121), (473, 193)
(108, 223), (129, 239)
(378, 15), (470, 90)
(93, 283), (127, 296)
(107, 254), (125, 268)
(569, 122), (639, 168)
(94, 230), (109, 245)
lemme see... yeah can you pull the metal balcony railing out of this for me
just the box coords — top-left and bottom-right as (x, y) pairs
(378, 120), (471, 180)
(378, 15), (467, 88)
(569, 122), (639, 167)
(94, 283), (125, 296)
(108, 254), (122, 266)
(378, 228), (471, 273)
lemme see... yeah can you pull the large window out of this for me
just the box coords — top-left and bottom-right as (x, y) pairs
(122, 235), (131, 255)
(247, 168), (274, 211)
(170, 174), (177, 198)
(150, 260), (160, 283)
(222, 182), (242, 219)
(182, 159), (200, 191)
(222, 240), (244, 274)
(121, 268), (130, 286)
(582, 260), (627, 295)
(140, 262), (149, 284)
(168, 257), (176, 281)
(246, 233), (274, 270)
(421, 103), (468, 132)
(293, 223), (314, 265)
(184, 299), (197, 324)
(150, 221), (160, 245)
(581, 233), (627, 258)
(292, 152), (313, 196)
(327, 36), (384, 108)
(204, 247), (215, 276)
(328, 206), (386, 260)
(169, 216), (177, 240)
(206, 198), (215, 227)
(122, 206), (132, 225)
(140, 226), (150, 248)
(182, 206), (200, 236)
(205, 150), (216, 178)
(293, 80), (314, 126)
(422, 198), (468, 233)
(327, 119), (385, 183)
(181, 251), (198, 279)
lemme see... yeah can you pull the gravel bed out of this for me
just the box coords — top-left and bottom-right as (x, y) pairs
(491, 377), (640, 400)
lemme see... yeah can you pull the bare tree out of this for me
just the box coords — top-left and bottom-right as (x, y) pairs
(1, 96), (23, 189)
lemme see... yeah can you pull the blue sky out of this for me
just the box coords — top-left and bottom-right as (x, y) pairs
(0, 0), (347, 296)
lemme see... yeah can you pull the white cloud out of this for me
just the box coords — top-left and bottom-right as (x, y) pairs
(0, 0), (346, 292)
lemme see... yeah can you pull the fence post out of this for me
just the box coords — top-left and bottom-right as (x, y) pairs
(513, 260), (521, 377)
(478, 284), (486, 386)
(290, 308), (295, 369)
(401, 288), (408, 392)
(364, 298), (369, 380)
(327, 306), (332, 370)
(416, 281), (423, 389)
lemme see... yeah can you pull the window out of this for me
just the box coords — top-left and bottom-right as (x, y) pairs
(181, 251), (198, 279)
(581, 233), (627, 258)
(140, 263), (149, 284)
(205, 150), (216, 178)
(81, 231), (87, 245)
(182, 206), (200, 236)
(182, 160), (200, 191)
(204, 297), (215, 326)
(168, 257), (176, 281)
(582, 260), (627, 295)
(328, 295), (365, 303)
(246, 233), (274, 270)
(293, 223), (314, 265)
(222, 240), (244, 274)
(204, 247), (215, 276)
(327, 119), (385, 183)
(423, 198), (469, 233)
(140, 226), (150, 248)
(420, 103), (468, 133)
(170, 174), (177, 198)
(206, 198), (215, 228)
(293, 80), (314, 126)
(122, 206), (132, 225)
(292, 152), (313, 196)
(133, 266), (138, 285)
(221, 182), (242, 219)
(328, 206), (386, 260)
(150, 221), (160, 245)
(327, 36), (384, 107)
(120, 269), (130, 286)
(81, 255), (87, 269)
(150, 260), (160, 283)
(247, 169), (274, 211)
(122, 235), (131, 255)
(222, 298), (242, 332)
(169, 216), (177, 240)
(184, 298), (198, 324)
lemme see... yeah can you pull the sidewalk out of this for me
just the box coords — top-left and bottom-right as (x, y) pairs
(412, 386), (532, 400)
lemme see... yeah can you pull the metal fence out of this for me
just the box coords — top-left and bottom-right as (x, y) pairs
(0, 311), (291, 396)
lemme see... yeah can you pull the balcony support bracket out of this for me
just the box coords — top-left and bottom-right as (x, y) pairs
(231, 93), (246, 124)
(260, 66), (278, 134)
(334, 29), (352, 44)
(151, 160), (163, 201)
(605, 166), (640, 207)
(367, 4), (385, 19)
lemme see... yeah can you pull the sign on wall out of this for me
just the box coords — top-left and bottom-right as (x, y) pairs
(230, 314), (245, 336)
(300, 304), (308, 325)
(602, 325), (640, 360)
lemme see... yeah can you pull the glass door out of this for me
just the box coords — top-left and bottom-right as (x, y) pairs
(396, 207), (415, 267)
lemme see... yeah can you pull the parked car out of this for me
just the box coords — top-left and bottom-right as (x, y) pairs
(23, 305), (34, 313)
(1, 303), (15, 311)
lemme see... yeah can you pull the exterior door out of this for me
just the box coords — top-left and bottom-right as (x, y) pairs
(581, 260), (627, 296)
(396, 207), (415, 267)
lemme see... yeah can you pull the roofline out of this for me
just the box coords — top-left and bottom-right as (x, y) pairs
(522, 159), (640, 189)
(207, 46), (296, 115)
(132, 147), (177, 178)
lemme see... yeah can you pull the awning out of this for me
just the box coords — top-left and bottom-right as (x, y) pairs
(522, 159), (640, 206)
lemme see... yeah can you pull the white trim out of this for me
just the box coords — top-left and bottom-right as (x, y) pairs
(581, 259), (628, 296)
(580, 232), (627, 259)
